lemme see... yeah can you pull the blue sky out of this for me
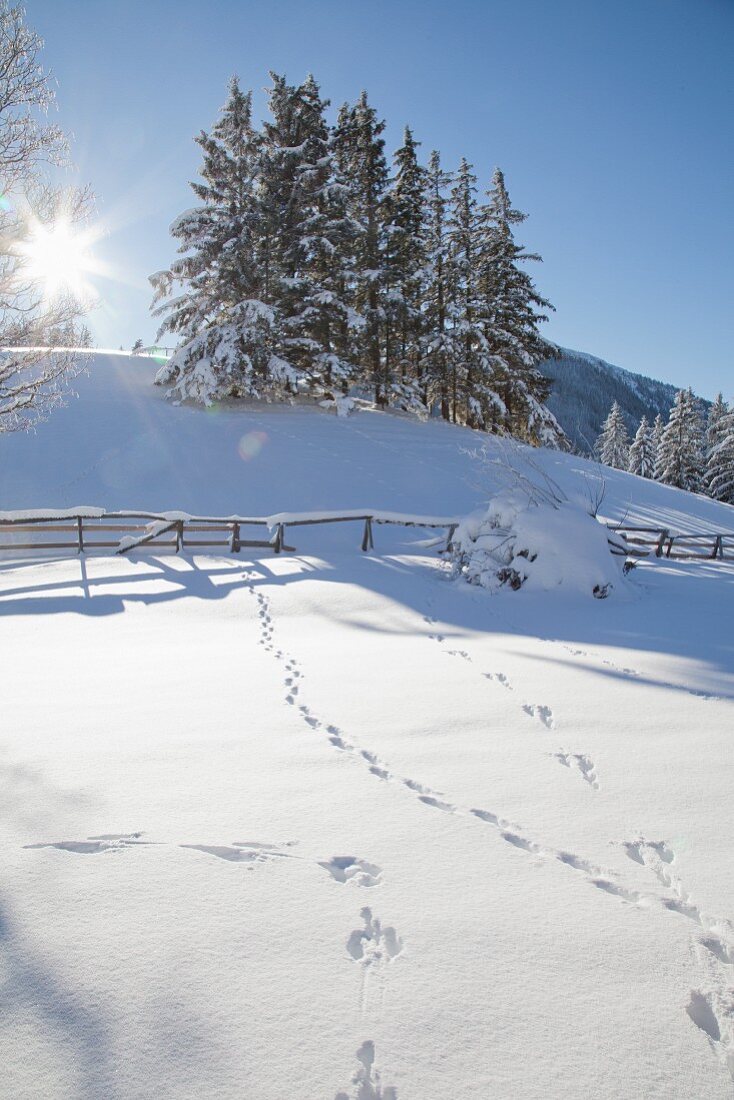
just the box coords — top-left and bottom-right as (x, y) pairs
(31, 0), (733, 397)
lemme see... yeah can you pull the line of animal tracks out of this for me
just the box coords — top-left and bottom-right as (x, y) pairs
(22, 573), (733, 1094)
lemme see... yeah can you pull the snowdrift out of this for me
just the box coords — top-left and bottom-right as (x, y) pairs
(451, 490), (629, 597)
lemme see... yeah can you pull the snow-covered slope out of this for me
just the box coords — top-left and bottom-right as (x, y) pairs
(1, 353), (733, 1100)
(0, 351), (728, 535)
(541, 347), (707, 453)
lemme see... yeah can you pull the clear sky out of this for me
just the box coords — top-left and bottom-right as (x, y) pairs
(30, 0), (733, 397)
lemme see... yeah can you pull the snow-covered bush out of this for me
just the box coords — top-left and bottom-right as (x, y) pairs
(450, 489), (628, 598)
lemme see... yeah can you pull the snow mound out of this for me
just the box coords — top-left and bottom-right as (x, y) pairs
(451, 490), (627, 597)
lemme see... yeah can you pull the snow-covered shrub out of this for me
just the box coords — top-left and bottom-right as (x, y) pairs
(450, 489), (628, 598)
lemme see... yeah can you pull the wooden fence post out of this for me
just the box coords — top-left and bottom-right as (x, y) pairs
(176, 520), (184, 553)
(76, 516), (84, 554)
(713, 534), (723, 560)
(445, 523), (458, 553)
(665, 536), (674, 558)
(655, 529), (669, 557)
(231, 522), (241, 554)
(273, 523), (284, 554)
(361, 517), (374, 552)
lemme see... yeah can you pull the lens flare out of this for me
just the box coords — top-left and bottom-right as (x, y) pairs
(0, 193), (13, 213)
(18, 216), (101, 302)
(238, 431), (268, 462)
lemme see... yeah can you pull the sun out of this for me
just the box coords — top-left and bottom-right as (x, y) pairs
(20, 217), (98, 301)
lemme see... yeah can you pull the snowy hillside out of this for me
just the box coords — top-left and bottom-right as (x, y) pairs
(541, 347), (707, 453)
(0, 351), (728, 535)
(1, 352), (733, 1099)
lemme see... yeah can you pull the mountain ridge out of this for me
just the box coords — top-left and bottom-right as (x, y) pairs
(541, 347), (709, 453)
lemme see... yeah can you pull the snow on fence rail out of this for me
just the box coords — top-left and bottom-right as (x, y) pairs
(608, 525), (734, 561)
(0, 509), (461, 557)
(0, 512), (732, 562)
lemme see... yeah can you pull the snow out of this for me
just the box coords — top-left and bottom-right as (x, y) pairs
(0, 505), (105, 521)
(452, 490), (628, 596)
(1, 353), (733, 1098)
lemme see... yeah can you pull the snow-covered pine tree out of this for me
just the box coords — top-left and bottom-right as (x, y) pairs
(706, 400), (734, 503)
(332, 92), (389, 404)
(704, 393), (728, 495)
(151, 78), (287, 404)
(383, 126), (428, 406)
(655, 388), (705, 491)
(477, 168), (561, 445)
(259, 73), (358, 394)
(628, 415), (655, 478)
(596, 401), (630, 469)
(651, 413), (665, 476)
(445, 158), (503, 428)
(421, 150), (457, 418)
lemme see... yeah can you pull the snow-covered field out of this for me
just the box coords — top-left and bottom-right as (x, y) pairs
(1, 354), (733, 1098)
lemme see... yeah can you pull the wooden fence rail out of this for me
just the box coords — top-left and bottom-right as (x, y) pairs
(607, 525), (734, 560)
(0, 512), (732, 563)
(0, 511), (459, 558)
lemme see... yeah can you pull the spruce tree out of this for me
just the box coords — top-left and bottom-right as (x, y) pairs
(596, 401), (630, 469)
(152, 78), (284, 404)
(477, 168), (559, 444)
(384, 126), (428, 402)
(650, 413), (665, 477)
(332, 92), (389, 404)
(707, 402), (734, 503)
(421, 150), (455, 417)
(628, 415), (655, 478)
(655, 389), (705, 491)
(704, 393), (728, 495)
(261, 73), (357, 393)
(444, 158), (517, 431)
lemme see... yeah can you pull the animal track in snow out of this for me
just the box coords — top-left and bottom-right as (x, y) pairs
(624, 838), (734, 941)
(484, 671), (513, 690)
(554, 751), (599, 789)
(334, 1040), (397, 1100)
(347, 908), (404, 1014)
(623, 836), (734, 1082)
(563, 644), (723, 701)
(347, 907), (403, 967)
(686, 990), (734, 1082)
(446, 648), (471, 661)
(563, 645), (640, 679)
(180, 840), (294, 865)
(247, 583), (460, 825)
(417, 793), (456, 813)
(319, 856), (383, 888)
(522, 703), (555, 729)
(24, 832), (152, 854)
(247, 582), (672, 955)
(591, 879), (644, 904)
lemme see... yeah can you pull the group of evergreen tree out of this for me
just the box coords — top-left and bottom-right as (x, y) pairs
(151, 73), (564, 446)
(596, 392), (734, 503)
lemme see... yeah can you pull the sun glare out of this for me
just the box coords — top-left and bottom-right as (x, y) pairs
(20, 218), (98, 301)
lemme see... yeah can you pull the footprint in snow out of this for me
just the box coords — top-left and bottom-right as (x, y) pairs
(686, 990), (734, 1082)
(523, 703), (555, 729)
(484, 671), (512, 689)
(334, 1040), (397, 1100)
(319, 856), (383, 888)
(554, 751), (599, 789)
(24, 832), (152, 854)
(347, 907), (403, 967)
(180, 840), (295, 865)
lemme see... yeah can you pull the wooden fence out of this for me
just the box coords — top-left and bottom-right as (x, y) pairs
(0, 510), (459, 557)
(610, 526), (734, 560)
(0, 512), (732, 563)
